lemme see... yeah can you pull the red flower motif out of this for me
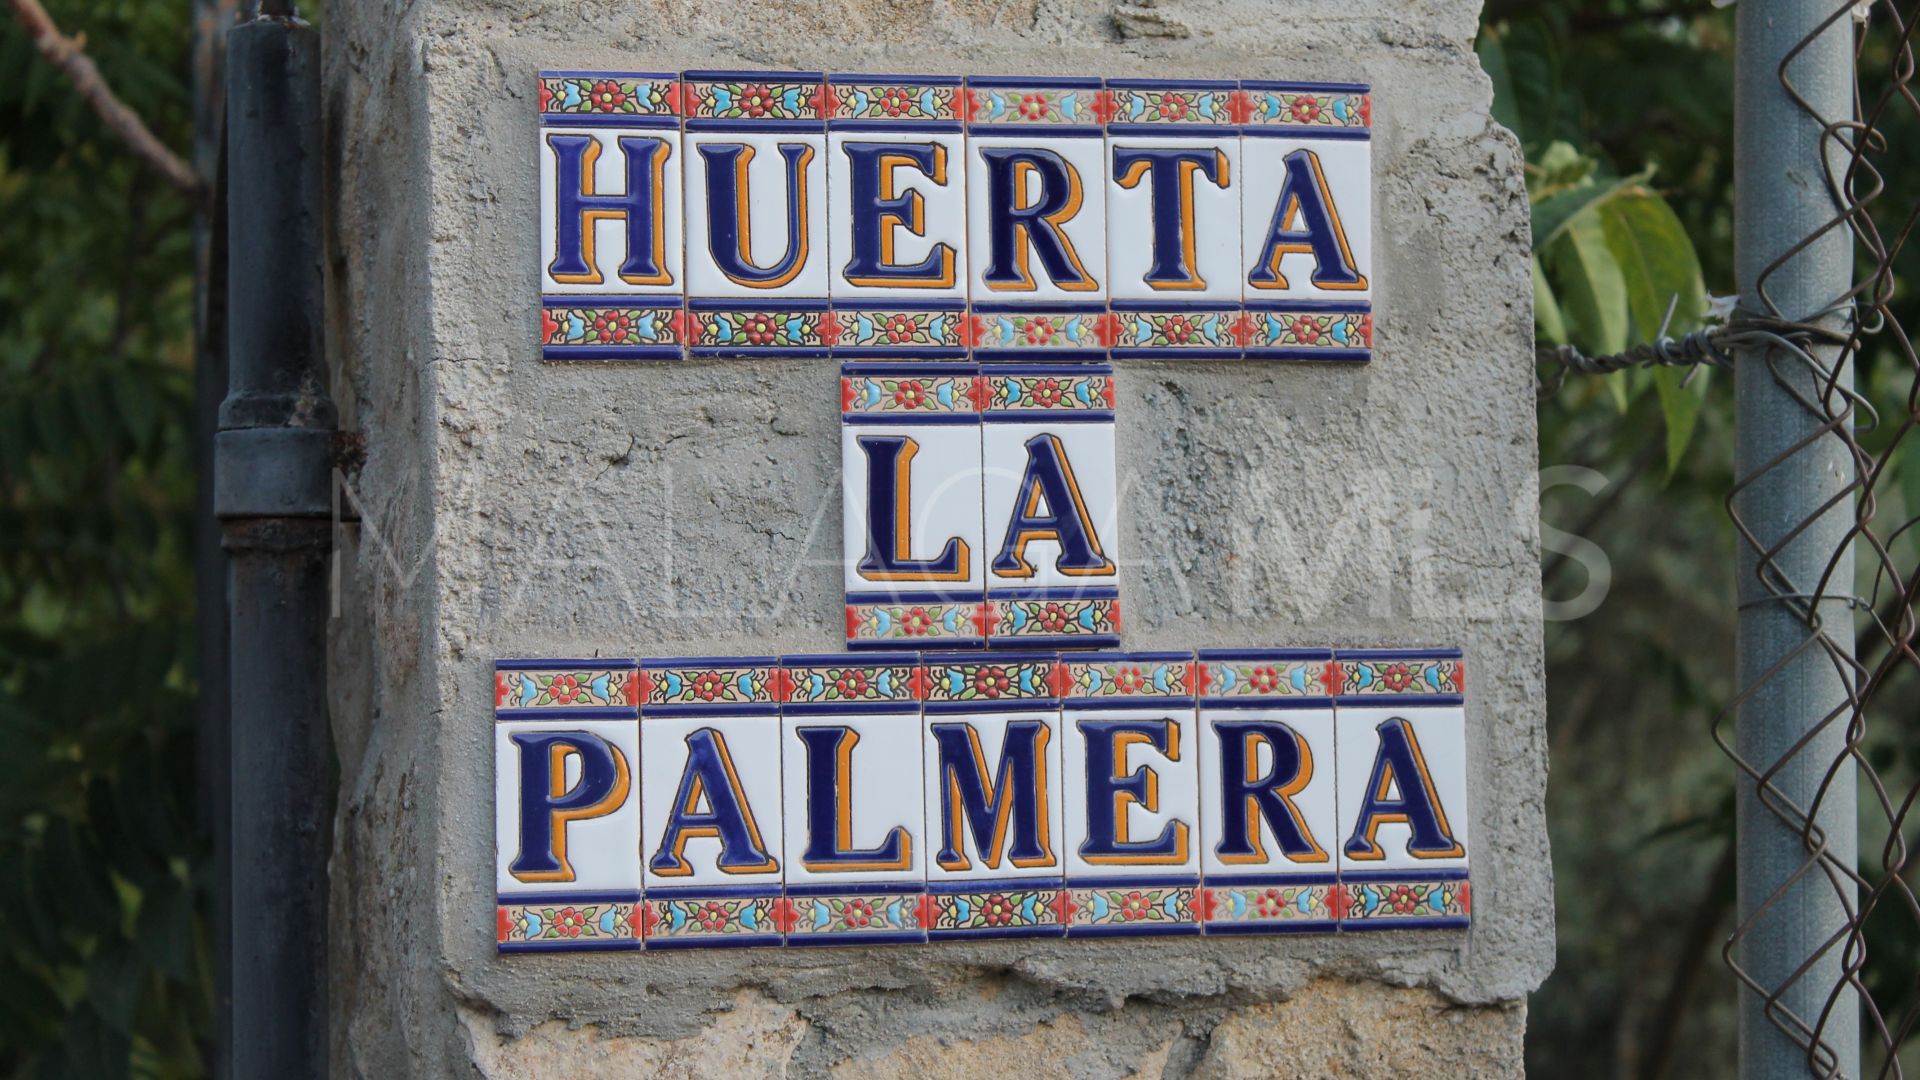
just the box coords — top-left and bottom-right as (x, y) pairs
(1229, 311), (1258, 346)
(1458, 882), (1472, 913)
(494, 671), (510, 707)
(546, 674), (581, 704)
(592, 312), (633, 343)
(1113, 666), (1146, 694)
(539, 83), (554, 112)
(1090, 90), (1118, 125)
(542, 309), (562, 343)
(1119, 891), (1153, 920)
(1319, 662), (1345, 697)
(496, 906), (514, 941)
(1359, 94), (1373, 127)
(1161, 314), (1197, 344)
(1328, 887), (1351, 921)
(1449, 661), (1464, 692)
(879, 87), (913, 116)
(972, 665), (1012, 698)
(554, 906), (587, 938)
(690, 671), (726, 701)
(840, 898), (876, 929)
(770, 896), (800, 934)
(740, 313), (780, 345)
(1017, 93), (1051, 121)
(622, 672), (639, 706)
(1381, 662), (1413, 692)
(1155, 95), (1190, 121)
(1290, 317), (1321, 344)
(916, 894), (940, 928)
(1225, 89), (1254, 125)
(834, 668), (872, 698)
(1028, 378), (1064, 408)
(882, 314), (920, 343)
(1248, 665), (1281, 693)
(1255, 888), (1287, 919)
(1023, 318), (1057, 346)
(981, 894), (1017, 926)
(1289, 94), (1321, 123)
(1037, 603), (1069, 633)
(1195, 888), (1218, 923)
(588, 80), (628, 112)
(1355, 314), (1373, 346)
(893, 379), (927, 409)
(1388, 885), (1418, 914)
(696, 901), (731, 932)
(902, 607), (934, 636)
(738, 84), (777, 118)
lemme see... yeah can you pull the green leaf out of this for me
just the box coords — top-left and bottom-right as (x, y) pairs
(1651, 366), (1708, 478)
(1531, 166), (1652, 252)
(1533, 254), (1568, 344)
(1543, 211), (1629, 359)
(1599, 189), (1708, 342)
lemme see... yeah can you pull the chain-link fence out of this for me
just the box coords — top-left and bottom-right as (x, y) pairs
(1545, 3), (1920, 1074)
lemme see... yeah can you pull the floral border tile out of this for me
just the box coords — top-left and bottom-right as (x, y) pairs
(639, 658), (780, 709)
(541, 303), (684, 361)
(782, 656), (922, 705)
(683, 71), (826, 122)
(919, 654), (1060, 703)
(1105, 80), (1243, 128)
(1059, 652), (1196, 701)
(1240, 305), (1372, 360)
(846, 597), (989, 649)
(1199, 879), (1341, 933)
(841, 368), (982, 417)
(980, 370), (1114, 414)
(784, 889), (928, 944)
(1339, 874), (1471, 929)
(495, 661), (640, 718)
(1063, 881), (1200, 934)
(498, 896), (644, 951)
(985, 595), (1121, 646)
(969, 306), (1117, 357)
(643, 889), (786, 946)
(925, 884), (1067, 938)
(1240, 81), (1372, 132)
(831, 307), (970, 355)
(827, 76), (963, 124)
(1332, 649), (1466, 701)
(539, 72), (681, 119)
(1110, 305), (1244, 358)
(1196, 650), (1335, 702)
(964, 77), (1107, 128)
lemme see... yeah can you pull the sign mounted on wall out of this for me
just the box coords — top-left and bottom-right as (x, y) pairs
(503, 70), (1465, 954)
(536, 71), (1374, 363)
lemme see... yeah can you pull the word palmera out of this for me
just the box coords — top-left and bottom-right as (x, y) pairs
(495, 653), (1470, 949)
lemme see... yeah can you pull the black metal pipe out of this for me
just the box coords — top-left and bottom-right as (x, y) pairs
(216, 12), (331, 1078)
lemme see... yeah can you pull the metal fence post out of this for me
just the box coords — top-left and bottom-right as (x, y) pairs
(214, 5), (331, 1076)
(1732, 2), (1859, 1077)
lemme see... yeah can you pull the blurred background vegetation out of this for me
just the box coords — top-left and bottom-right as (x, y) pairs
(0, 0), (1914, 1076)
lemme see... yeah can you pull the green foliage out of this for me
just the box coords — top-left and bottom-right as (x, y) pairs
(0, 1), (208, 1076)
(1482, 21), (1713, 474)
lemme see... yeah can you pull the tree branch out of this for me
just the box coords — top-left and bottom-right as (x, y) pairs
(7, 0), (210, 211)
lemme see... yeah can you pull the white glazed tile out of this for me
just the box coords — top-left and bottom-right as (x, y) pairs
(640, 709), (786, 890)
(841, 412), (986, 598)
(1105, 134), (1240, 303)
(965, 134), (1109, 304)
(981, 418), (1118, 593)
(828, 130), (969, 302)
(495, 719), (642, 896)
(539, 126), (685, 298)
(1334, 705), (1470, 873)
(683, 130), (830, 299)
(1197, 705), (1339, 879)
(1239, 134), (1372, 303)
(922, 706), (1065, 885)
(1060, 704), (1201, 880)
(780, 710), (926, 887)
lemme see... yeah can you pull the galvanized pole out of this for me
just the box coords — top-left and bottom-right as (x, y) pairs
(1733, 3), (1858, 1078)
(215, 6), (331, 1077)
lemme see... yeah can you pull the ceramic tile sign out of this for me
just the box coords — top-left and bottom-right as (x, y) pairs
(841, 363), (1120, 652)
(537, 72), (1372, 363)
(493, 649), (1471, 951)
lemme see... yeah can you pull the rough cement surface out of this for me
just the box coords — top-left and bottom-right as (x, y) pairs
(323, 0), (1551, 1073)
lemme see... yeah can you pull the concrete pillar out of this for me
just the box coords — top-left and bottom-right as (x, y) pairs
(323, 0), (1552, 1073)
